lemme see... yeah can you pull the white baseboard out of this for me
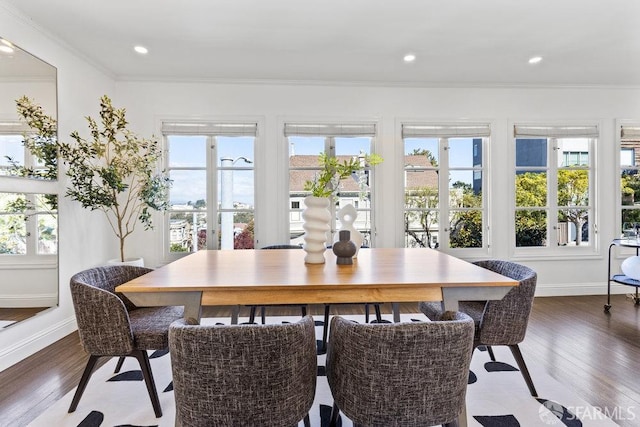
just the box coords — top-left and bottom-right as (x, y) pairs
(0, 316), (77, 373)
(0, 293), (57, 307)
(535, 282), (633, 297)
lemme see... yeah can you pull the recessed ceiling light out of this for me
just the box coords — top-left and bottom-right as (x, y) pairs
(403, 53), (416, 63)
(0, 45), (14, 54)
(134, 45), (148, 54)
(528, 56), (543, 64)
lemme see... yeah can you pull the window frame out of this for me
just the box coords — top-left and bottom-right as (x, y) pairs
(400, 122), (490, 256)
(161, 120), (259, 262)
(284, 121), (379, 247)
(510, 121), (599, 259)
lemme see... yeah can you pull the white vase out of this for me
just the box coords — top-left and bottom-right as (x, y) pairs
(106, 257), (145, 267)
(302, 196), (331, 264)
(336, 203), (363, 257)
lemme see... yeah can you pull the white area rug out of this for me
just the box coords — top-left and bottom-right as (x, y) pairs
(0, 320), (16, 329)
(29, 314), (617, 427)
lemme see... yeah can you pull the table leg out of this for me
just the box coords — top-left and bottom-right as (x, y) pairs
(392, 302), (400, 322)
(231, 305), (240, 325)
(441, 286), (512, 311)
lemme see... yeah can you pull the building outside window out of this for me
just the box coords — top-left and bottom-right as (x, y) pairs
(162, 122), (256, 259)
(402, 123), (489, 252)
(285, 123), (377, 247)
(619, 124), (640, 237)
(513, 124), (597, 251)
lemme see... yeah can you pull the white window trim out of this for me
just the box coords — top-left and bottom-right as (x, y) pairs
(398, 120), (492, 258)
(158, 116), (263, 263)
(280, 117), (381, 248)
(509, 120), (601, 261)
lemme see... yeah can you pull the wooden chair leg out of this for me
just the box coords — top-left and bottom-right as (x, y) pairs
(114, 356), (126, 373)
(303, 413), (311, 427)
(365, 303), (370, 323)
(443, 419), (460, 427)
(68, 355), (100, 413)
(300, 305), (307, 317)
(249, 306), (257, 324)
(509, 344), (538, 397)
(486, 345), (496, 361)
(260, 306), (266, 324)
(329, 402), (340, 427)
(322, 304), (331, 351)
(133, 349), (162, 418)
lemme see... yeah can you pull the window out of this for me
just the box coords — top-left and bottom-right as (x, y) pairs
(619, 124), (640, 237)
(513, 124), (597, 251)
(402, 123), (489, 251)
(162, 122), (257, 258)
(285, 123), (377, 246)
(0, 192), (57, 257)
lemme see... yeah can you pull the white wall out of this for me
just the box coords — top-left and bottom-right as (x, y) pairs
(116, 82), (640, 297)
(0, 2), (116, 371)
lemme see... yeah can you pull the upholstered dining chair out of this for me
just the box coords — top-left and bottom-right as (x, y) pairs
(169, 315), (317, 427)
(69, 265), (184, 418)
(326, 312), (475, 427)
(419, 259), (539, 397)
(246, 244), (308, 324)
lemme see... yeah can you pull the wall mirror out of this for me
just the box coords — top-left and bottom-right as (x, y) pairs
(0, 36), (57, 180)
(0, 37), (58, 330)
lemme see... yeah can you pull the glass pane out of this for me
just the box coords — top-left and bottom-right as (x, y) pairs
(622, 210), (640, 238)
(515, 171), (547, 207)
(169, 170), (206, 207)
(217, 170), (255, 208)
(449, 210), (482, 248)
(449, 138), (482, 168)
(0, 214), (26, 254)
(621, 169), (640, 206)
(217, 136), (254, 167)
(405, 168), (438, 203)
(404, 138), (439, 165)
(288, 136), (325, 157)
(558, 170), (589, 207)
(449, 170), (482, 208)
(168, 135), (206, 167)
(218, 211), (254, 250)
(558, 209), (589, 246)
(335, 137), (371, 156)
(621, 141), (640, 167)
(515, 210), (547, 247)
(404, 210), (439, 248)
(558, 138), (589, 167)
(169, 211), (207, 253)
(0, 135), (25, 175)
(516, 138), (547, 167)
(37, 213), (58, 254)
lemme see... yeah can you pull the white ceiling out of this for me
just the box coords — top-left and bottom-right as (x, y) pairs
(4, 0), (640, 86)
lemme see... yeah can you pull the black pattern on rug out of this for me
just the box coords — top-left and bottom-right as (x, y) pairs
(28, 314), (614, 427)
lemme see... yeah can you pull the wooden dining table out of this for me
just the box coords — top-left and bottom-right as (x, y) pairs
(116, 247), (518, 323)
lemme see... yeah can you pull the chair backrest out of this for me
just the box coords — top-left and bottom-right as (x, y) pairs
(261, 244), (302, 249)
(326, 313), (474, 426)
(70, 265), (153, 356)
(474, 260), (537, 345)
(169, 315), (317, 427)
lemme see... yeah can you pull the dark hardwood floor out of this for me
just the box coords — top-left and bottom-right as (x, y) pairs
(1, 296), (639, 426)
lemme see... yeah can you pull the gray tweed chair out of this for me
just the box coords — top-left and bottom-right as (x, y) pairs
(69, 265), (184, 418)
(419, 259), (538, 397)
(326, 312), (475, 427)
(169, 315), (317, 427)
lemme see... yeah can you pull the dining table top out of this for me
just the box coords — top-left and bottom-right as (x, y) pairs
(116, 247), (517, 304)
